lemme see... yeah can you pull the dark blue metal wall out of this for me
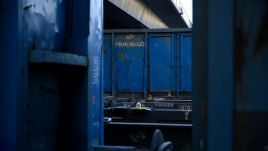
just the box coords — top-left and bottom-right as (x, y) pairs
(0, 1), (22, 150)
(0, 0), (103, 151)
(103, 29), (192, 98)
(193, 0), (268, 151)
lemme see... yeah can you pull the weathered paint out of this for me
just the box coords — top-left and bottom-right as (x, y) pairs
(114, 33), (146, 93)
(88, 0), (104, 148)
(22, 0), (65, 51)
(0, 0), (104, 151)
(180, 34), (192, 92)
(149, 34), (175, 92)
(103, 29), (192, 97)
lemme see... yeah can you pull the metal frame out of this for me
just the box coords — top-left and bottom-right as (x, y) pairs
(175, 33), (181, 95)
(0, 0), (28, 150)
(1, 0), (104, 151)
(192, 0), (234, 151)
(104, 28), (191, 34)
(111, 33), (116, 96)
(144, 32), (148, 98)
(89, 0), (104, 148)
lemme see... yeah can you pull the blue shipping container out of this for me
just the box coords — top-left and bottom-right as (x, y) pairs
(103, 29), (192, 97)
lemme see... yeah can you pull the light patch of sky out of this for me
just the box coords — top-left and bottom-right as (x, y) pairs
(180, 0), (192, 23)
(171, 0), (193, 26)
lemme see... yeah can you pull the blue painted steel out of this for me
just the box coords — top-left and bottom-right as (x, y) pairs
(104, 35), (113, 92)
(88, 0), (104, 148)
(192, 0), (208, 150)
(22, 0), (65, 52)
(103, 30), (192, 97)
(114, 33), (146, 93)
(207, 1), (234, 151)
(1, 0), (104, 151)
(192, 0), (268, 151)
(0, 1), (24, 150)
(194, 0), (268, 150)
(112, 33), (116, 96)
(180, 34), (192, 92)
(144, 32), (148, 98)
(232, 1), (268, 150)
(29, 51), (88, 66)
(149, 34), (175, 92)
(175, 34), (181, 95)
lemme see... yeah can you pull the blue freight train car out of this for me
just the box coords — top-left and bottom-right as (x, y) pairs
(103, 29), (193, 150)
(103, 29), (192, 98)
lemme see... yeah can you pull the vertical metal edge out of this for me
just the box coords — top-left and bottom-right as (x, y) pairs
(192, 0), (209, 150)
(180, 34), (184, 93)
(87, 0), (92, 148)
(88, 0), (104, 149)
(17, 0), (29, 150)
(100, 0), (104, 145)
(144, 32), (148, 98)
(147, 33), (151, 95)
(0, 0), (28, 150)
(100, 27), (104, 146)
(207, 0), (234, 151)
(111, 33), (116, 96)
(171, 33), (175, 93)
(176, 33), (181, 96)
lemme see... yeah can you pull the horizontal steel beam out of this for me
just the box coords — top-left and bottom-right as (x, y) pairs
(29, 51), (88, 67)
(104, 28), (191, 33)
(108, 0), (168, 29)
